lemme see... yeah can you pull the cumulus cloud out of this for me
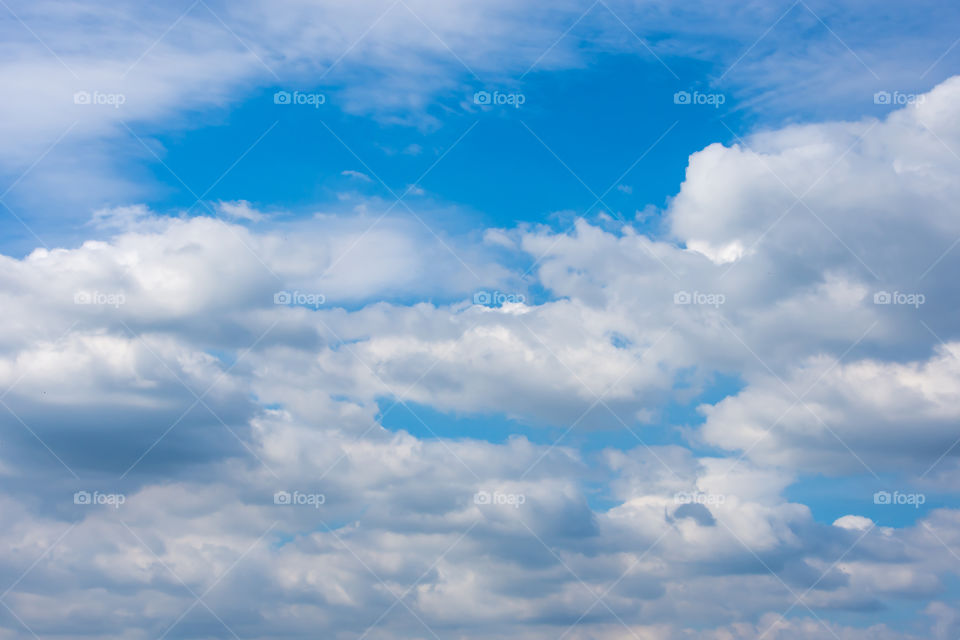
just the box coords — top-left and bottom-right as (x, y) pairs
(700, 343), (960, 475)
(3, 74), (960, 639)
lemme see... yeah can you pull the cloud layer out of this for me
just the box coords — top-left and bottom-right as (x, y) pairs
(1, 73), (960, 639)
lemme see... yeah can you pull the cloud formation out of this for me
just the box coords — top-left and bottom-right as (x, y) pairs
(1, 76), (960, 638)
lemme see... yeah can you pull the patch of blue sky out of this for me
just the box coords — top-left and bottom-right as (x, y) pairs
(126, 54), (742, 240)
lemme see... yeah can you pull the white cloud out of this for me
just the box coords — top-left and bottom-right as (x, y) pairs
(2, 76), (960, 639)
(217, 200), (266, 222)
(700, 343), (960, 475)
(340, 170), (372, 182)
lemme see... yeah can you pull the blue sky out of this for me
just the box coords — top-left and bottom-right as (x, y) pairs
(138, 54), (727, 226)
(2, 1), (960, 639)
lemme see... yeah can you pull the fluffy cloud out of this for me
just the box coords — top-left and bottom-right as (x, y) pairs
(3, 76), (960, 639)
(700, 343), (960, 475)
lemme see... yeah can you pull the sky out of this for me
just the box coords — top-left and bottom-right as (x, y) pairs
(2, 1), (960, 638)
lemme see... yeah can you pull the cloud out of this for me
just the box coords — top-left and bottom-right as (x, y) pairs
(700, 343), (960, 475)
(3, 0), (960, 235)
(340, 170), (373, 182)
(217, 200), (267, 222)
(3, 75), (960, 638)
